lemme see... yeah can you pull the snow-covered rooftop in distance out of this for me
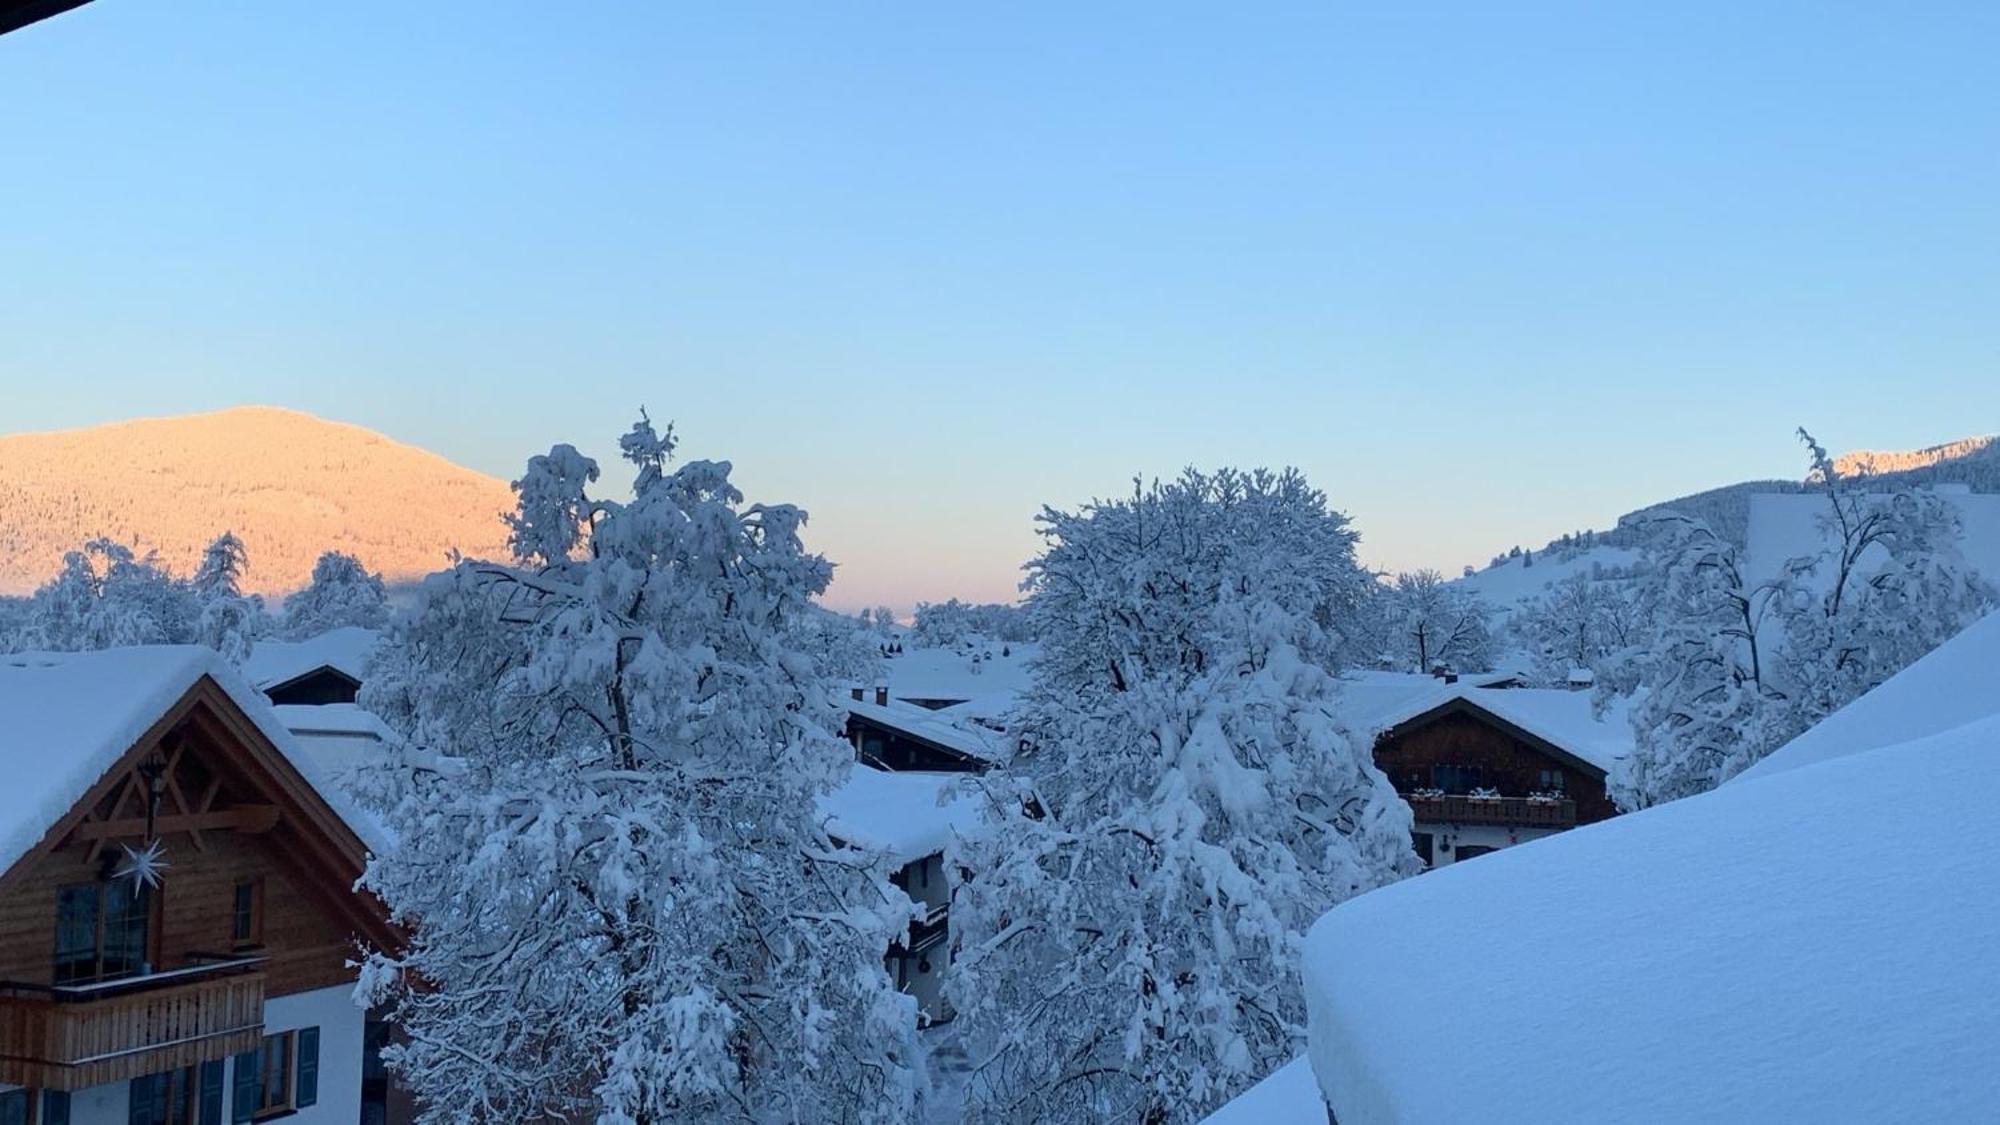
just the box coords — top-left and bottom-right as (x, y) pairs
(1735, 607), (2000, 784)
(1338, 672), (1630, 774)
(1300, 714), (2000, 1124)
(1742, 489), (2000, 592)
(816, 766), (982, 866)
(0, 646), (389, 876)
(242, 625), (379, 689)
(271, 702), (401, 774)
(840, 693), (1002, 763)
(1197, 1057), (1321, 1125)
(875, 642), (1037, 704)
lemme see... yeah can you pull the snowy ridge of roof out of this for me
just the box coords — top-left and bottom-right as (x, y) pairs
(1196, 1057), (1320, 1125)
(841, 693), (1002, 763)
(816, 766), (982, 865)
(1339, 673), (1630, 773)
(1300, 712), (2000, 1124)
(242, 625), (379, 690)
(1735, 607), (2000, 784)
(0, 646), (390, 878)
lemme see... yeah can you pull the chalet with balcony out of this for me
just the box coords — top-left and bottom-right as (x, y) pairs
(0, 647), (397, 1125)
(1347, 675), (1629, 867)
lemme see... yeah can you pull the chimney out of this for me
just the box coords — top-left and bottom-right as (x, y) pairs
(875, 686), (889, 707)
(1443, 673), (1459, 685)
(850, 687), (864, 702)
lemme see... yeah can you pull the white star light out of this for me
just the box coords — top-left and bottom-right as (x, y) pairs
(113, 839), (171, 894)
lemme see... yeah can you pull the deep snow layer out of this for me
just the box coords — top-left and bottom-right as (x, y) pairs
(1301, 713), (2000, 1124)
(1735, 607), (2000, 784)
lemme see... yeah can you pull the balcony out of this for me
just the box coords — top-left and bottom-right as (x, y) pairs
(0, 955), (266, 1090)
(1404, 792), (1577, 829)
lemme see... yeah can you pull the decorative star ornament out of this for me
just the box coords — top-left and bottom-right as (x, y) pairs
(114, 839), (171, 894)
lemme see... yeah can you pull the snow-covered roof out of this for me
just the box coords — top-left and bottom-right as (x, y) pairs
(241, 625), (379, 690)
(1340, 673), (1630, 774)
(874, 642), (1037, 704)
(0, 646), (389, 876)
(270, 702), (401, 775)
(1735, 607), (2000, 784)
(1197, 1057), (1321, 1125)
(816, 766), (982, 866)
(841, 693), (1003, 764)
(1300, 713), (2000, 1124)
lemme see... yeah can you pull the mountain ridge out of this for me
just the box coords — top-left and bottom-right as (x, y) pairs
(0, 405), (516, 597)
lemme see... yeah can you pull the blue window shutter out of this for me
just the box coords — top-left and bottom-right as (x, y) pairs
(40, 1091), (70, 1125)
(200, 1058), (226, 1125)
(127, 1075), (157, 1125)
(295, 1026), (320, 1108)
(232, 1050), (260, 1123)
(0, 1089), (27, 1125)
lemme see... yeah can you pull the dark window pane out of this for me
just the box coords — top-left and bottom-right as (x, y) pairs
(54, 884), (100, 983)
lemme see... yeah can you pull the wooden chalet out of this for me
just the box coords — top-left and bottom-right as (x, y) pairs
(1357, 680), (1627, 866)
(0, 648), (398, 1125)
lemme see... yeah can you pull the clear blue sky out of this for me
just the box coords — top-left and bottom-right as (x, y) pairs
(4, 3), (1997, 611)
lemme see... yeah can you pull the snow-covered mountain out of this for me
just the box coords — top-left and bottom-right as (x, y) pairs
(0, 405), (515, 596)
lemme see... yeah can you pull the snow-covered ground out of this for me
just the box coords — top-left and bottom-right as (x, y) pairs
(1450, 546), (1642, 616)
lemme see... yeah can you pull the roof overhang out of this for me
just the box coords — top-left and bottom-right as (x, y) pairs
(1, 0), (92, 36)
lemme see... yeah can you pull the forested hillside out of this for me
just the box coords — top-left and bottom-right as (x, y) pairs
(0, 405), (515, 595)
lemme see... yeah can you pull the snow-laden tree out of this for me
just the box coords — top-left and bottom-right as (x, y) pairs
(788, 602), (885, 686)
(1597, 510), (1788, 808)
(5, 534), (269, 660)
(948, 468), (1416, 1124)
(280, 550), (390, 638)
(1608, 430), (1993, 809)
(355, 416), (922, 1125)
(11, 538), (197, 653)
(190, 532), (262, 662)
(1513, 571), (1650, 686)
(1374, 568), (1496, 674)
(871, 605), (899, 634)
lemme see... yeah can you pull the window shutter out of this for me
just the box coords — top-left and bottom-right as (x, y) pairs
(232, 1050), (259, 1123)
(200, 1058), (226, 1125)
(40, 1091), (70, 1125)
(127, 1075), (157, 1125)
(0, 1090), (27, 1125)
(296, 1026), (320, 1108)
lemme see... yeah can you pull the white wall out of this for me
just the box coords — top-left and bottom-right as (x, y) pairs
(1416, 821), (1563, 867)
(54, 982), (365, 1125)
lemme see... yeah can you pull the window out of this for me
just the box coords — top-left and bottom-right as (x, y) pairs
(1536, 767), (1565, 793)
(1430, 764), (1484, 793)
(257, 1035), (292, 1114)
(233, 1027), (317, 1121)
(231, 880), (263, 946)
(55, 880), (154, 984)
(128, 1065), (207, 1125)
(0, 1090), (24, 1125)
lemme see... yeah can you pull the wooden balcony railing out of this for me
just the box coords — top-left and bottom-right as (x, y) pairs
(1404, 793), (1577, 829)
(0, 956), (266, 1090)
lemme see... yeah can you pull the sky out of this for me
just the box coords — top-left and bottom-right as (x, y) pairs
(3, 2), (1998, 611)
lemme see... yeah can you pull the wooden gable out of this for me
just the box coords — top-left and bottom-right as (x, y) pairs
(0, 675), (398, 989)
(1374, 696), (1619, 826)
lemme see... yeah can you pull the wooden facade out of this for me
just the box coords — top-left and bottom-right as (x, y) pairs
(1374, 699), (1618, 827)
(0, 675), (397, 1098)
